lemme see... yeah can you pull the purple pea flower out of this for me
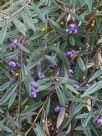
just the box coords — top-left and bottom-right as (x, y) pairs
(10, 39), (18, 50)
(5, 59), (21, 69)
(37, 71), (45, 79)
(66, 50), (76, 59)
(70, 61), (76, 66)
(54, 106), (63, 113)
(29, 81), (38, 99)
(51, 64), (60, 76)
(29, 91), (37, 99)
(30, 81), (38, 89)
(96, 119), (102, 125)
(71, 82), (80, 90)
(66, 23), (78, 34)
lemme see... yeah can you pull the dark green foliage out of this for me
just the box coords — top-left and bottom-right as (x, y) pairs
(0, 0), (102, 136)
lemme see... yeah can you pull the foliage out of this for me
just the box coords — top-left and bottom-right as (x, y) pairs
(0, 0), (102, 136)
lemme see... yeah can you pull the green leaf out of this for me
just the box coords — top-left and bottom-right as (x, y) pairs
(69, 12), (87, 24)
(0, 121), (14, 133)
(20, 10), (36, 31)
(69, 36), (75, 46)
(0, 25), (7, 44)
(78, 57), (86, 71)
(0, 82), (18, 105)
(18, 43), (30, 53)
(88, 69), (102, 82)
(21, 102), (42, 115)
(56, 86), (66, 106)
(34, 125), (47, 136)
(82, 80), (102, 97)
(86, 0), (92, 12)
(84, 111), (93, 127)
(12, 17), (27, 36)
(32, 3), (46, 24)
(0, 80), (11, 92)
(49, 18), (60, 29)
(45, 97), (50, 116)
(8, 92), (17, 108)
(29, 32), (44, 41)
(65, 84), (80, 95)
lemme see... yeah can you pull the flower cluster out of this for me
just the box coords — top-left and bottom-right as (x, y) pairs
(66, 23), (78, 34)
(5, 59), (21, 70)
(29, 81), (38, 99)
(10, 39), (18, 50)
(66, 50), (76, 59)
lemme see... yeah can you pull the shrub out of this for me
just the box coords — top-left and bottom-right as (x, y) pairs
(0, 0), (102, 135)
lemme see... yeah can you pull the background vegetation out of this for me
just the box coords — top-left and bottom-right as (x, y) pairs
(0, 0), (102, 136)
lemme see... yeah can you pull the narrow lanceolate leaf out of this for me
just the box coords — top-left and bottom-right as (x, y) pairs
(65, 84), (80, 95)
(20, 10), (36, 31)
(8, 92), (17, 108)
(34, 125), (47, 136)
(78, 57), (86, 71)
(0, 25), (7, 44)
(32, 3), (46, 24)
(86, 0), (92, 12)
(0, 82), (18, 105)
(12, 17), (27, 36)
(0, 121), (14, 133)
(56, 86), (66, 106)
(69, 36), (75, 46)
(88, 69), (102, 82)
(82, 80), (102, 97)
(45, 97), (50, 117)
(69, 12), (87, 24)
(0, 80), (11, 92)
(57, 107), (66, 129)
(84, 111), (93, 127)
(18, 43), (30, 53)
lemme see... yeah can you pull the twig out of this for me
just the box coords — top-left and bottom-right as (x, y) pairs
(25, 100), (47, 136)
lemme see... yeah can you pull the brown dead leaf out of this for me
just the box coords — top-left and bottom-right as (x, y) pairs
(57, 107), (66, 129)
(44, 117), (50, 136)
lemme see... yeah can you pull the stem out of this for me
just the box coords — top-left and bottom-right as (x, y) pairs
(25, 100), (47, 136)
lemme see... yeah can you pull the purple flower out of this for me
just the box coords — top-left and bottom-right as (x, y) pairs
(10, 39), (18, 50)
(66, 23), (78, 34)
(51, 64), (60, 76)
(96, 119), (102, 125)
(16, 62), (21, 68)
(71, 83), (80, 90)
(37, 71), (45, 79)
(29, 91), (37, 99)
(54, 106), (63, 113)
(70, 61), (76, 66)
(30, 81), (38, 90)
(5, 59), (21, 69)
(66, 50), (76, 59)
(29, 81), (38, 99)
